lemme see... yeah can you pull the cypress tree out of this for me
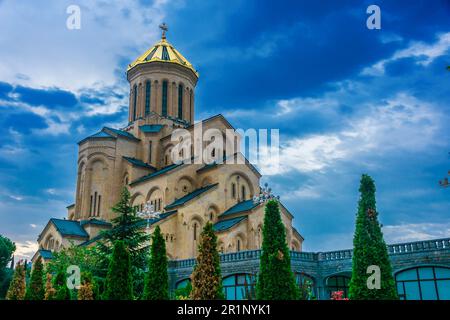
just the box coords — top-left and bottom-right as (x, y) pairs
(256, 200), (298, 300)
(53, 268), (70, 300)
(25, 258), (45, 300)
(104, 240), (133, 300)
(191, 222), (223, 300)
(348, 174), (398, 300)
(143, 226), (169, 300)
(78, 272), (94, 300)
(44, 273), (56, 300)
(5, 261), (26, 300)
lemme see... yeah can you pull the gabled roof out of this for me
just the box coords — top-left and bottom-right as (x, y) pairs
(38, 249), (53, 260)
(78, 127), (140, 145)
(139, 124), (164, 133)
(165, 184), (218, 210)
(103, 127), (140, 142)
(50, 218), (89, 238)
(220, 199), (259, 218)
(123, 156), (156, 170)
(77, 130), (116, 144)
(80, 218), (112, 228)
(130, 163), (182, 186)
(213, 216), (248, 232)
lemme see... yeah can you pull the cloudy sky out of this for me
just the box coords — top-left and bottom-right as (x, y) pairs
(0, 0), (449, 260)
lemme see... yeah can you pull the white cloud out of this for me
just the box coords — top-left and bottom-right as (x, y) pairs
(283, 185), (322, 199)
(382, 222), (450, 243)
(0, 0), (167, 91)
(362, 32), (450, 76)
(30, 224), (37, 228)
(8, 195), (24, 201)
(14, 241), (39, 261)
(260, 92), (444, 176)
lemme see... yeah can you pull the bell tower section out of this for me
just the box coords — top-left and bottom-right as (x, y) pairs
(126, 23), (199, 125)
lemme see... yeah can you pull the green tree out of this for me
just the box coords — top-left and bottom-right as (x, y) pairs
(143, 226), (169, 300)
(104, 240), (133, 300)
(0, 235), (15, 299)
(348, 174), (398, 300)
(256, 200), (298, 300)
(0, 235), (15, 271)
(44, 273), (56, 300)
(191, 222), (223, 300)
(25, 258), (45, 300)
(78, 272), (94, 300)
(96, 187), (150, 297)
(46, 244), (101, 276)
(53, 269), (70, 300)
(5, 261), (26, 300)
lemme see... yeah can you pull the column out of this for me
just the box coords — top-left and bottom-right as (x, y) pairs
(167, 81), (173, 118)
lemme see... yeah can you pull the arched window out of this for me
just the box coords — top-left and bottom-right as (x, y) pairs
(132, 84), (137, 121)
(396, 266), (450, 300)
(162, 80), (168, 116)
(93, 191), (97, 216)
(97, 195), (101, 216)
(176, 278), (191, 290)
(178, 84), (183, 119)
(193, 222), (198, 241)
(326, 275), (350, 298)
(231, 183), (236, 199)
(189, 89), (193, 122)
(145, 80), (151, 115)
(295, 273), (316, 300)
(241, 185), (246, 200)
(222, 274), (256, 300)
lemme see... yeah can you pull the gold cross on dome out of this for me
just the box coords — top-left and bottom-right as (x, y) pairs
(159, 22), (168, 39)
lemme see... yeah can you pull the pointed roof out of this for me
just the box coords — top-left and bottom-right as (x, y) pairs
(128, 38), (198, 77)
(213, 216), (248, 232)
(50, 218), (89, 238)
(78, 127), (140, 145)
(220, 199), (260, 218)
(165, 183), (218, 210)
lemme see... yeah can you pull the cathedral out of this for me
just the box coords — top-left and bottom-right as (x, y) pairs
(32, 26), (303, 264)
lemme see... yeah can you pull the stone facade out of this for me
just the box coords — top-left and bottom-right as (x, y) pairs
(32, 32), (303, 262)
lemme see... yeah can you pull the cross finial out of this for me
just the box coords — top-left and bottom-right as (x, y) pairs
(159, 22), (168, 39)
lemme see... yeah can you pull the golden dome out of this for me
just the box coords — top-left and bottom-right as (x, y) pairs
(127, 37), (198, 77)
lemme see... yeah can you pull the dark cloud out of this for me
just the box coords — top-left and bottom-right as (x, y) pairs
(13, 85), (78, 108)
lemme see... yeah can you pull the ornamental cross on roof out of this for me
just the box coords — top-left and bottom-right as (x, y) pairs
(159, 22), (168, 39)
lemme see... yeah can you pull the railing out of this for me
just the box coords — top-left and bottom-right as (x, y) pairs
(169, 238), (450, 267)
(387, 238), (449, 254)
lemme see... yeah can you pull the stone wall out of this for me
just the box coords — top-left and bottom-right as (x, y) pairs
(168, 237), (450, 300)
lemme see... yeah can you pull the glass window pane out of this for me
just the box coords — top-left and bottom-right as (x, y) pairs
(237, 275), (246, 285)
(223, 276), (235, 286)
(404, 282), (421, 300)
(396, 282), (404, 295)
(418, 267), (434, 280)
(396, 269), (418, 281)
(435, 267), (450, 279)
(226, 287), (235, 300)
(328, 277), (337, 286)
(176, 279), (189, 289)
(420, 281), (437, 300)
(436, 280), (450, 300)
(236, 286), (245, 300)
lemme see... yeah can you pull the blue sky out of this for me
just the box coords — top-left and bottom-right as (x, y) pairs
(0, 0), (449, 259)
